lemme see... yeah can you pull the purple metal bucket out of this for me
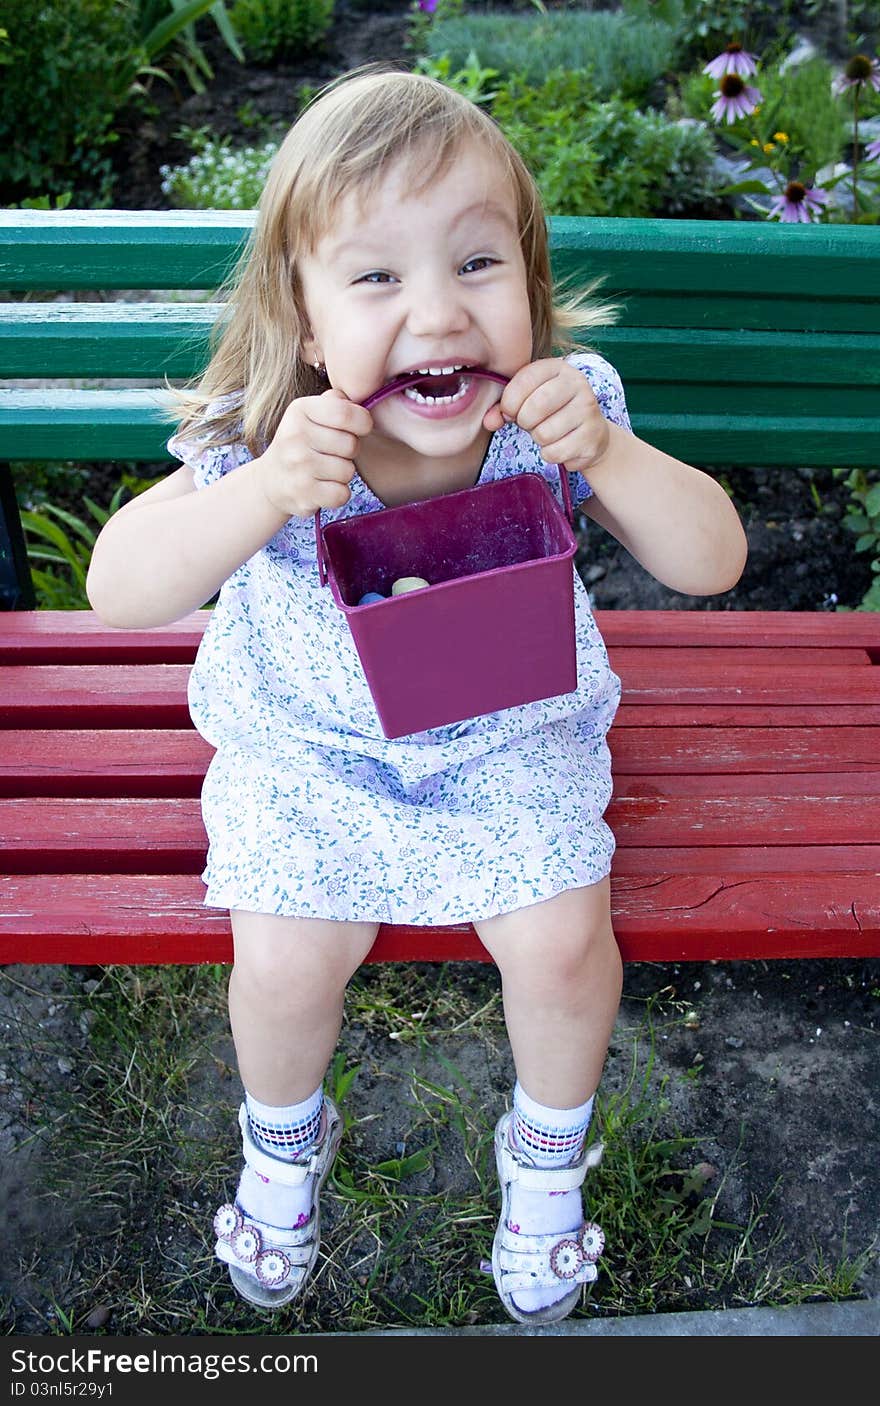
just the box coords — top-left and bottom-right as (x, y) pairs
(315, 370), (578, 739)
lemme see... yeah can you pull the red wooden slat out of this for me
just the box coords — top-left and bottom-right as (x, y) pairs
(3, 660), (879, 730)
(615, 704), (880, 726)
(1, 872), (877, 964)
(609, 647), (872, 669)
(0, 729), (214, 796)
(2, 609), (879, 658)
(610, 726), (880, 773)
(613, 771), (880, 798)
(2, 725), (877, 797)
(3, 781), (878, 871)
(613, 844), (880, 874)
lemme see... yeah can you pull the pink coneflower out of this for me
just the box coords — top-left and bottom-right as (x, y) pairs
(833, 53), (880, 94)
(768, 181), (829, 224)
(703, 42), (759, 79)
(866, 136), (880, 161)
(710, 72), (762, 124)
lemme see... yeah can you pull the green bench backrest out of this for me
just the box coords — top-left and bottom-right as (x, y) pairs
(1, 210), (878, 466)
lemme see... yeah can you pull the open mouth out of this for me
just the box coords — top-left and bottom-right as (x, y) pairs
(362, 365), (507, 412)
(402, 367), (472, 406)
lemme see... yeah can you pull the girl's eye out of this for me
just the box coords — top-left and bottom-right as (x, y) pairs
(356, 270), (396, 285)
(461, 256), (497, 274)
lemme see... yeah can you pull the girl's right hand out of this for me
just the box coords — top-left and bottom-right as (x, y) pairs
(256, 389), (373, 519)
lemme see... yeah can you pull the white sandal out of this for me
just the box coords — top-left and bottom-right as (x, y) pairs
(213, 1098), (342, 1309)
(491, 1111), (606, 1325)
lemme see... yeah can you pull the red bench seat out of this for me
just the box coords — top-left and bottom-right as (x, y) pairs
(2, 608), (879, 965)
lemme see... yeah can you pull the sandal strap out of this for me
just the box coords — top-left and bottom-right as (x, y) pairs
(236, 1102), (324, 1187)
(499, 1141), (603, 1193)
(498, 1261), (599, 1293)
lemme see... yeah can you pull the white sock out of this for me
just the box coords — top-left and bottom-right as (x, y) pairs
(507, 1081), (594, 1314)
(236, 1088), (324, 1232)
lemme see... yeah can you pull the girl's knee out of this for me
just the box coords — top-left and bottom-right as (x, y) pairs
(230, 910), (380, 997)
(476, 882), (618, 984)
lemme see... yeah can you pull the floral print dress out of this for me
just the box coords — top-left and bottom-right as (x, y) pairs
(168, 352), (631, 925)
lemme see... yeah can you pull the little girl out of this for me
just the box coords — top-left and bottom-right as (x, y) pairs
(86, 67), (747, 1324)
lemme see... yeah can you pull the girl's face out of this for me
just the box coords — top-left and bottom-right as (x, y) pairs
(298, 140), (533, 494)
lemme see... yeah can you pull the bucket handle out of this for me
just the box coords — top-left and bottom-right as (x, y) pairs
(315, 370), (574, 586)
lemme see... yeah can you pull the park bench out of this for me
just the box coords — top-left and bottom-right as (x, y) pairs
(1, 210), (879, 966)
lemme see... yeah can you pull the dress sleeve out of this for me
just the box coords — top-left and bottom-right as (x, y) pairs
(166, 395), (253, 490)
(564, 351), (633, 508)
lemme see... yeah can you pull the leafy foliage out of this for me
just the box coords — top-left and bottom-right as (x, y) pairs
(491, 70), (719, 218)
(424, 7), (680, 100)
(229, 0), (335, 62)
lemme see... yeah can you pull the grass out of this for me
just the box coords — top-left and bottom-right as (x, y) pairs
(1, 960), (875, 1336)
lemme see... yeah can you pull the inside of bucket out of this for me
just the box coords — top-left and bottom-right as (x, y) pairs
(326, 474), (573, 606)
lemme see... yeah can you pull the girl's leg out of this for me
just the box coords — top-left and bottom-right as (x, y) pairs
(228, 909), (380, 1105)
(473, 878), (621, 1108)
(215, 911), (379, 1307)
(473, 878), (622, 1320)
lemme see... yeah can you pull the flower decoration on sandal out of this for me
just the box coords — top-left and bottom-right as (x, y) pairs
(549, 1238), (584, 1280)
(255, 1248), (292, 1287)
(213, 1203), (243, 1240)
(548, 1221), (606, 1279)
(579, 1222), (605, 1263)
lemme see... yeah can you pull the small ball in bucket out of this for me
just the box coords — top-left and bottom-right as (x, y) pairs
(358, 591), (386, 606)
(391, 576), (430, 595)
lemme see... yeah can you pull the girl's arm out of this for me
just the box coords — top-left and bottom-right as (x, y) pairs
(85, 459), (291, 628)
(580, 424), (748, 597)
(485, 359), (747, 598)
(86, 389), (373, 629)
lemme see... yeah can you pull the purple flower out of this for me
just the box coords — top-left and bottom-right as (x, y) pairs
(833, 53), (880, 94)
(710, 72), (762, 124)
(418, 0), (439, 12)
(703, 43), (758, 79)
(767, 181), (829, 224)
(866, 136), (880, 162)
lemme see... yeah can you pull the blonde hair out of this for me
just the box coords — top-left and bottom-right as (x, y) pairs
(173, 65), (617, 452)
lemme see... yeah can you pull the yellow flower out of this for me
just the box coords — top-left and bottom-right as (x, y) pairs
(763, 142), (776, 153)
(750, 138), (760, 147)
(774, 131), (789, 142)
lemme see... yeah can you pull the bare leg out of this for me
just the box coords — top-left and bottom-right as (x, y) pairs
(475, 879), (622, 1319)
(228, 910), (380, 1105)
(473, 877), (622, 1106)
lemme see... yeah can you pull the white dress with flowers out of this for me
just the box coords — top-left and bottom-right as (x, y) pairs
(168, 352), (631, 924)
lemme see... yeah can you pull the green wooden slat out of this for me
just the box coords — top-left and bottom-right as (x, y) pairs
(551, 216), (880, 298)
(0, 390), (177, 462)
(4, 308), (879, 392)
(0, 211), (254, 291)
(629, 384), (877, 419)
(3, 211), (879, 301)
(589, 328), (880, 385)
(581, 294), (880, 334)
(1, 391), (875, 467)
(0, 303), (220, 378)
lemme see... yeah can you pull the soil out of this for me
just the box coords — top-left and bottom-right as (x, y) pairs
(2, 1), (878, 1338)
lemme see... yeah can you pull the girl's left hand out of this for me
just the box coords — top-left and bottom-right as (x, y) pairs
(482, 358), (611, 476)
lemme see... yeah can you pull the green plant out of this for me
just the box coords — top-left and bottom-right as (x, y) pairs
(841, 467), (880, 610)
(132, 1), (245, 97)
(20, 474), (157, 609)
(424, 8), (680, 100)
(230, 0), (335, 63)
(491, 71), (718, 218)
(0, 1), (243, 207)
(160, 127), (281, 208)
(412, 51), (500, 107)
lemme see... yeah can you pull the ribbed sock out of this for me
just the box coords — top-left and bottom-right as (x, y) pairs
(237, 1088), (325, 1230)
(506, 1081), (594, 1313)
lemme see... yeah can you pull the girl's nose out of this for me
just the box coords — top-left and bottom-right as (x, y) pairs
(405, 275), (470, 338)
